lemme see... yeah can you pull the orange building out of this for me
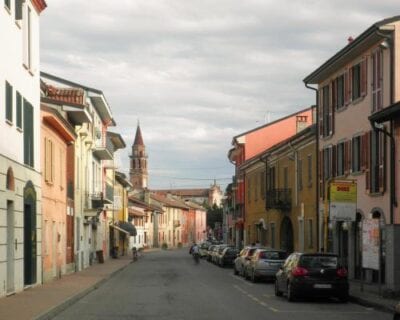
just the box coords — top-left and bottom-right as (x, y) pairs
(40, 105), (76, 282)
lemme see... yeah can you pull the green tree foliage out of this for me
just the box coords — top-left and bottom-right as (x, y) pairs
(206, 203), (223, 229)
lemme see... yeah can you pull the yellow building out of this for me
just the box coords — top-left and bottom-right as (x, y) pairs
(241, 124), (317, 253)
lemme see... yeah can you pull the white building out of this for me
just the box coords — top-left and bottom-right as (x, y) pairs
(0, 0), (47, 297)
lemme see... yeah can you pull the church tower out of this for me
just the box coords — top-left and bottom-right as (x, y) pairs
(130, 124), (148, 189)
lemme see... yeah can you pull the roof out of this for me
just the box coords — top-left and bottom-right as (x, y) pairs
(184, 200), (206, 211)
(32, 0), (47, 14)
(128, 196), (163, 212)
(133, 125), (144, 146)
(153, 189), (209, 197)
(128, 208), (146, 217)
(239, 124), (316, 171)
(232, 107), (313, 142)
(150, 193), (190, 210)
(41, 104), (77, 142)
(45, 84), (85, 105)
(304, 16), (400, 84)
(369, 101), (400, 124)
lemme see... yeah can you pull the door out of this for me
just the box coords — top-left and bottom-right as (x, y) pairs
(280, 217), (294, 253)
(7, 201), (14, 293)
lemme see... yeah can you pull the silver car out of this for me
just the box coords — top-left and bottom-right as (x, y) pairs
(233, 247), (257, 276)
(244, 249), (287, 282)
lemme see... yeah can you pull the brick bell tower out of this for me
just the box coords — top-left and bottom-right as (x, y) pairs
(130, 123), (148, 189)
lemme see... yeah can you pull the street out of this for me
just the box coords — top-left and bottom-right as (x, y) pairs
(53, 249), (392, 320)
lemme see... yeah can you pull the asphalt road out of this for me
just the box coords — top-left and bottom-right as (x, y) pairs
(53, 249), (392, 320)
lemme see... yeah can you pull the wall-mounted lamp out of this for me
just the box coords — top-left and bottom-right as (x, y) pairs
(379, 39), (390, 50)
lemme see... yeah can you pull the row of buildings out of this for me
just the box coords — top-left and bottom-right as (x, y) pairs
(0, 0), (210, 300)
(224, 15), (400, 295)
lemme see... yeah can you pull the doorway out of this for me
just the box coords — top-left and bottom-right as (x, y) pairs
(24, 181), (37, 286)
(7, 201), (14, 293)
(280, 217), (294, 253)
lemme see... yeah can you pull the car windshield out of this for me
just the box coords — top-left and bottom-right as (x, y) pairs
(259, 251), (287, 260)
(299, 255), (338, 269)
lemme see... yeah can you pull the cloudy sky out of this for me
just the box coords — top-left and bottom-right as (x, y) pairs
(40, 0), (399, 190)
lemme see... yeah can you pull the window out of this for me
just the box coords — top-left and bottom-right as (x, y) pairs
(297, 159), (303, 191)
(335, 74), (345, 109)
(307, 155), (312, 187)
(267, 166), (276, 191)
(23, 99), (34, 167)
(5, 81), (13, 123)
(337, 142), (345, 176)
(16, 91), (22, 128)
(260, 171), (265, 199)
(323, 147), (332, 180)
(283, 167), (288, 189)
(15, 0), (22, 20)
(308, 219), (313, 249)
(352, 136), (361, 173)
(23, 5), (33, 71)
(44, 138), (54, 183)
(370, 130), (385, 193)
(372, 49), (383, 112)
(352, 63), (361, 100)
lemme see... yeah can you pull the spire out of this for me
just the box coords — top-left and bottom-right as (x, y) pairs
(133, 123), (144, 146)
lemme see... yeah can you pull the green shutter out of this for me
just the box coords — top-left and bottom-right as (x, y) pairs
(4, 0), (10, 10)
(5, 81), (13, 122)
(23, 99), (34, 167)
(16, 91), (22, 128)
(15, 0), (23, 20)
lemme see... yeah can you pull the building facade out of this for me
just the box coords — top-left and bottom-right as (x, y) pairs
(0, 0), (46, 297)
(304, 16), (400, 292)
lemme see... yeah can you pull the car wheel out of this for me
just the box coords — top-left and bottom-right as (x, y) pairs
(245, 269), (251, 280)
(394, 314), (400, 320)
(275, 280), (283, 297)
(338, 292), (349, 303)
(220, 261), (224, 268)
(287, 282), (296, 302)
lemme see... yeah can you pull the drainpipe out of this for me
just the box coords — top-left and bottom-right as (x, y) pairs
(304, 83), (320, 250)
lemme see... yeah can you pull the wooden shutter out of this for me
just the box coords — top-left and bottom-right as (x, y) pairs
(360, 57), (368, 97)
(318, 89), (323, 138)
(332, 145), (337, 178)
(5, 81), (13, 122)
(15, 0), (23, 20)
(344, 69), (350, 106)
(23, 99), (34, 167)
(329, 81), (335, 135)
(377, 49), (383, 110)
(344, 140), (349, 175)
(360, 134), (366, 172)
(365, 131), (371, 193)
(319, 150), (324, 200)
(378, 131), (386, 193)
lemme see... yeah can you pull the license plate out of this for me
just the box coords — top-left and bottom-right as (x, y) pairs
(314, 284), (332, 289)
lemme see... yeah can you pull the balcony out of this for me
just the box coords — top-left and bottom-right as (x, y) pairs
(265, 189), (292, 211)
(84, 191), (104, 216)
(92, 135), (114, 160)
(104, 183), (114, 204)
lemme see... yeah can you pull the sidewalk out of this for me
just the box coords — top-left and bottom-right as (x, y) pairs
(349, 280), (398, 314)
(0, 256), (132, 320)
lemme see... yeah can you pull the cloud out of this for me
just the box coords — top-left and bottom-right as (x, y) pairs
(41, 0), (399, 189)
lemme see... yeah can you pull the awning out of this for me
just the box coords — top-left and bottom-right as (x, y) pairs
(112, 221), (137, 236)
(110, 224), (130, 235)
(369, 101), (400, 124)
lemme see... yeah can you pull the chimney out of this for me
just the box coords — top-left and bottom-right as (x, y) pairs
(296, 115), (308, 133)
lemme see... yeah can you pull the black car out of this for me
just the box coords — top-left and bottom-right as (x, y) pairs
(275, 253), (349, 302)
(218, 247), (238, 267)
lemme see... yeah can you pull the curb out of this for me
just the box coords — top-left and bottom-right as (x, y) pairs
(349, 294), (395, 314)
(33, 261), (133, 320)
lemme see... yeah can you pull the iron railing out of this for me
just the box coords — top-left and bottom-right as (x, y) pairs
(265, 188), (292, 211)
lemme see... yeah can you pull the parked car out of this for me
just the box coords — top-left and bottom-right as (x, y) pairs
(394, 302), (400, 320)
(212, 245), (229, 264)
(244, 249), (287, 282)
(233, 247), (257, 276)
(199, 242), (210, 258)
(275, 253), (349, 302)
(206, 245), (217, 262)
(218, 247), (238, 267)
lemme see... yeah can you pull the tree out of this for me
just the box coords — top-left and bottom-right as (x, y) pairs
(206, 203), (223, 230)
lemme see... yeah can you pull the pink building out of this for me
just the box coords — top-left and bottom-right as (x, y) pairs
(228, 107), (314, 247)
(40, 105), (75, 282)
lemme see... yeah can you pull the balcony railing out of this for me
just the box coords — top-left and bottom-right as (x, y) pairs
(92, 135), (114, 160)
(265, 188), (292, 211)
(84, 191), (104, 211)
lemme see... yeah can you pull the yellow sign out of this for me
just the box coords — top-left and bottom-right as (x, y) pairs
(330, 182), (357, 203)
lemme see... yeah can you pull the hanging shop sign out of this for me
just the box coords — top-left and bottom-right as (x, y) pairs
(329, 181), (357, 221)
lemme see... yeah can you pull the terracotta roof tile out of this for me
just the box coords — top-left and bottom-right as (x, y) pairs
(44, 83), (85, 105)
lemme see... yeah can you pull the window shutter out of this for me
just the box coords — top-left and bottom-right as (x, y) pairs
(329, 81), (335, 135)
(5, 81), (13, 122)
(343, 141), (349, 175)
(318, 89), (323, 138)
(365, 132), (371, 193)
(361, 57), (368, 97)
(378, 131), (386, 193)
(360, 134), (366, 172)
(377, 50), (383, 110)
(344, 69), (349, 106)
(348, 67), (353, 103)
(331, 145), (337, 178)
(319, 150), (324, 200)
(15, 0), (23, 20)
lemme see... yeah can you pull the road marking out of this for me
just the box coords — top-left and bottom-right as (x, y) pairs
(229, 274), (254, 286)
(233, 285), (280, 312)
